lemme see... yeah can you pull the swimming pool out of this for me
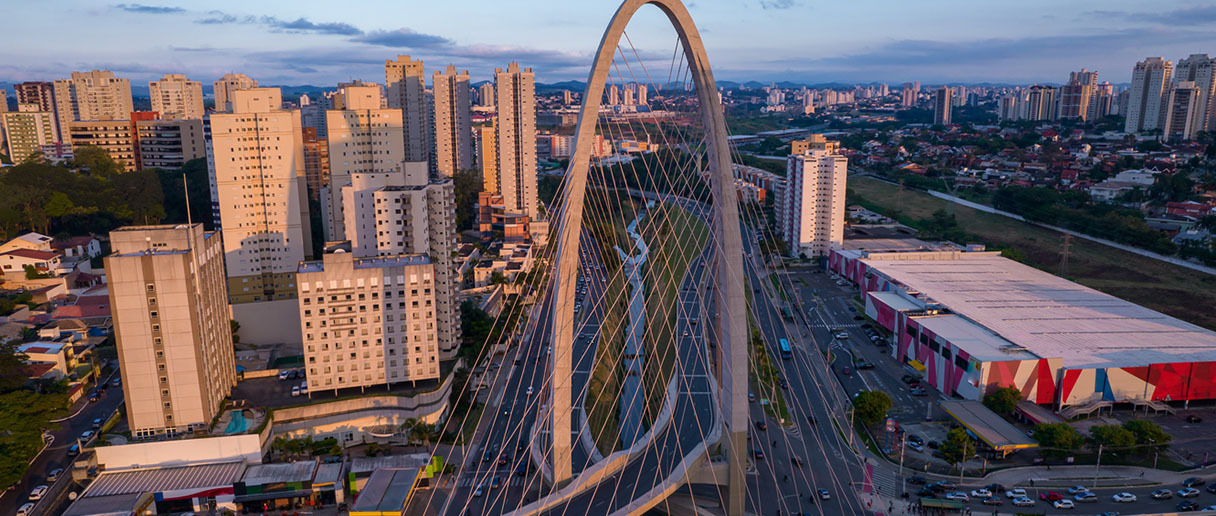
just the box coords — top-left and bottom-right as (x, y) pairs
(224, 410), (248, 434)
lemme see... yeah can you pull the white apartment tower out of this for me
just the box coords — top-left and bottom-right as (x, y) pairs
(494, 63), (539, 219)
(432, 66), (474, 177)
(1173, 54), (1215, 134)
(1, 105), (57, 163)
(780, 136), (847, 258)
(149, 73), (205, 120)
(339, 162), (461, 360)
(206, 88), (312, 307)
(297, 246), (440, 393)
(105, 224), (235, 437)
(385, 55), (431, 163)
(52, 70), (133, 137)
(324, 83), (405, 242)
(212, 73), (258, 113)
(1125, 57), (1173, 133)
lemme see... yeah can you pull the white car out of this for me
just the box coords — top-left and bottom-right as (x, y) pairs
(945, 492), (969, 502)
(1005, 488), (1027, 499)
(16, 503), (35, 516)
(1067, 485), (1089, 494)
(80, 430), (95, 441)
(291, 385), (300, 397)
(28, 485), (48, 501)
(47, 468), (63, 482)
(526, 386), (533, 396)
(1202, 506), (1216, 512)
(299, 381), (308, 394)
(1112, 492), (1137, 503)
(834, 332), (849, 339)
(1074, 492), (1097, 503)
(970, 488), (992, 498)
(1011, 497), (1035, 507)
(1178, 487), (1201, 498)
(1053, 499), (1075, 509)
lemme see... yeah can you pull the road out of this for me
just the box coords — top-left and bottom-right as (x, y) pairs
(0, 368), (124, 516)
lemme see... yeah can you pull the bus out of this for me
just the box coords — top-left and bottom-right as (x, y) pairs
(778, 338), (792, 360)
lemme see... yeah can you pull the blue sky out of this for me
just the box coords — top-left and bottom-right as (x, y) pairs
(1, 1), (1214, 87)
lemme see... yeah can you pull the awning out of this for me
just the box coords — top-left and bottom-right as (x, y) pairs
(920, 498), (964, 509)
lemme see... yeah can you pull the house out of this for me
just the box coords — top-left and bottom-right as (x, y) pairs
(1089, 180), (1143, 202)
(17, 341), (77, 380)
(52, 235), (103, 260)
(0, 232), (54, 254)
(0, 249), (62, 277)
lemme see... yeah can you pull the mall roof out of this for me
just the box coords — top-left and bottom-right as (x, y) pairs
(240, 461), (317, 486)
(861, 253), (1216, 369)
(350, 468), (419, 516)
(939, 400), (1038, 452)
(912, 314), (1038, 362)
(868, 291), (924, 312)
(84, 462), (243, 497)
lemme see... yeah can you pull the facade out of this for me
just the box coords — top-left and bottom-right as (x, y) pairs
(494, 63), (539, 219)
(1125, 57), (1173, 133)
(206, 88), (312, 305)
(105, 224), (236, 437)
(779, 135), (846, 258)
(339, 162), (461, 360)
(135, 118), (206, 169)
(1, 106), (57, 163)
(1058, 70), (1095, 120)
(432, 65), (474, 177)
(477, 82), (495, 107)
(384, 55), (430, 163)
(68, 120), (137, 171)
(932, 87), (952, 125)
(302, 127), (330, 201)
(149, 74), (205, 120)
(1024, 85), (1058, 121)
(52, 70), (133, 138)
(212, 73), (258, 113)
(1173, 54), (1215, 134)
(297, 248), (441, 392)
(324, 84), (405, 242)
(830, 247), (1216, 407)
(476, 123), (498, 194)
(1163, 81), (1202, 142)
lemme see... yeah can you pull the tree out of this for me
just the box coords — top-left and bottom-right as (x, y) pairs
(451, 168), (483, 232)
(0, 389), (68, 488)
(71, 145), (124, 177)
(1122, 420), (1170, 449)
(489, 271), (507, 285)
(981, 386), (1021, 414)
(938, 427), (973, 465)
(230, 320), (241, 345)
(1032, 423), (1083, 457)
(851, 390), (892, 427)
(1089, 424), (1136, 449)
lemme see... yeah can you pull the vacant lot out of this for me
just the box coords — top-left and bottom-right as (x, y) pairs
(849, 176), (1216, 330)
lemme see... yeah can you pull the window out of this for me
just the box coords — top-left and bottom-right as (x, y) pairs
(159, 376), (167, 384)
(146, 284), (155, 292)
(941, 347), (951, 360)
(906, 326), (916, 338)
(955, 356), (969, 371)
(928, 340), (940, 352)
(148, 298), (156, 305)
(149, 311), (158, 319)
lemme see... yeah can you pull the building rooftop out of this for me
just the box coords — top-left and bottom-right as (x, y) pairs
(1, 249), (59, 260)
(861, 253), (1216, 369)
(911, 314), (1038, 362)
(867, 291), (924, 312)
(84, 462), (244, 497)
(240, 461), (317, 486)
(349, 468), (419, 514)
(17, 341), (68, 355)
(63, 492), (147, 516)
(298, 252), (432, 274)
(349, 454), (431, 475)
(939, 400), (1038, 452)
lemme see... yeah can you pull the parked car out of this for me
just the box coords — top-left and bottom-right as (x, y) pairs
(908, 434), (925, 445)
(299, 381), (308, 395)
(1053, 499), (1075, 509)
(1178, 488), (1201, 498)
(278, 370), (291, 380)
(111, 377), (121, 387)
(1152, 489), (1174, 500)
(1075, 492), (1098, 503)
(68, 444), (79, 456)
(88, 389), (99, 402)
(1112, 492), (1137, 503)
(1182, 477), (1206, 487)
(92, 418), (103, 429)
(291, 385), (301, 397)
(907, 441), (925, 452)
(28, 485), (48, 501)
(1207, 484), (1216, 494)
(1005, 489), (1027, 499)
(1011, 497), (1035, 507)
(1201, 506), (1216, 512)
(80, 430), (94, 441)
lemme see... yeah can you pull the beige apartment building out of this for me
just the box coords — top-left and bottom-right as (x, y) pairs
(1, 105), (57, 163)
(340, 162), (461, 360)
(476, 123), (498, 193)
(52, 70), (133, 140)
(302, 127), (330, 201)
(298, 246), (440, 392)
(68, 120), (137, 171)
(780, 135), (846, 258)
(494, 63), (539, 219)
(212, 73), (258, 113)
(385, 55), (430, 163)
(105, 224), (236, 437)
(149, 73), (205, 120)
(206, 88), (312, 305)
(432, 65), (474, 177)
(135, 118), (205, 169)
(324, 83), (405, 242)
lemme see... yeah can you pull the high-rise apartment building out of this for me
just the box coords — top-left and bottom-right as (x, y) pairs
(1025, 85), (1058, 121)
(1089, 82), (1115, 120)
(324, 83), (405, 242)
(338, 161), (461, 360)
(1, 105), (57, 163)
(0, 89), (7, 113)
(68, 120), (138, 171)
(300, 92), (334, 140)
(206, 87), (312, 308)
(933, 87), (952, 125)
(105, 223), (235, 437)
(780, 135), (846, 258)
(607, 85), (620, 106)
(212, 73), (258, 113)
(385, 55), (430, 162)
(1059, 69), (1097, 120)
(149, 74), (204, 120)
(13, 82), (59, 141)
(1173, 54), (1215, 134)
(1125, 57), (1173, 133)
(477, 123), (499, 193)
(1163, 81), (1202, 142)
(298, 245), (440, 393)
(52, 70), (133, 141)
(432, 66), (474, 177)
(494, 63), (539, 219)
(637, 84), (648, 106)
(135, 118), (206, 169)
(477, 83), (496, 108)
(302, 127), (330, 202)
(900, 88), (916, 107)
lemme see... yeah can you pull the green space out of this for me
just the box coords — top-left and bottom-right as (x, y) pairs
(0, 341), (70, 488)
(848, 176), (1216, 330)
(749, 328), (790, 424)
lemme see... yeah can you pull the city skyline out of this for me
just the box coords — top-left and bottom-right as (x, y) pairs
(3, 1), (1216, 86)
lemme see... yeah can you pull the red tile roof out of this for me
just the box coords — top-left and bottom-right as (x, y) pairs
(52, 303), (110, 319)
(2, 249), (59, 260)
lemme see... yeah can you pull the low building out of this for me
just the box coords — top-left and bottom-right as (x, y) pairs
(62, 461), (244, 516)
(0, 249), (62, 277)
(234, 461), (321, 512)
(472, 242), (534, 287)
(17, 341), (77, 379)
(349, 468), (419, 516)
(51, 235), (103, 261)
(0, 232), (53, 254)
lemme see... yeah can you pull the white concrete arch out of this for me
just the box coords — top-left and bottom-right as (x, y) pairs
(548, 0), (748, 511)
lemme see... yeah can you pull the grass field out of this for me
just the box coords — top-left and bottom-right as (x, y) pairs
(849, 176), (1216, 330)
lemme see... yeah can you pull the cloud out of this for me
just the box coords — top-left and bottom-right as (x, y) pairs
(170, 46), (218, 52)
(113, 3), (184, 14)
(759, 0), (797, 9)
(1093, 4), (1216, 26)
(353, 28), (452, 48)
(265, 17), (363, 36)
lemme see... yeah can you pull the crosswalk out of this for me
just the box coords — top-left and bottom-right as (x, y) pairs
(807, 323), (863, 329)
(868, 462), (901, 497)
(455, 476), (531, 488)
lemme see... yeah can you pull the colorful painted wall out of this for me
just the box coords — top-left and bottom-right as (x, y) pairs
(1058, 362), (1216, 405)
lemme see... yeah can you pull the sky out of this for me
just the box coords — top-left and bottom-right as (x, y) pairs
(1, 1), (1215, 88)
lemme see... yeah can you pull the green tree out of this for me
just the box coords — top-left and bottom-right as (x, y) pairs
(230, 320), (241, 345)
(1032, 423), (1084, 457)
(1089, 424), (1136, 448)
(851, 390), (892, 427)
(938, 427), (973, 465)
(452, 168), (484, 232)
(71, 145), (124, 177)
(0, 389), (68, 487)
(1122, 420), (1170, 449)
(981, 386), (1021, 414)
(489, 271), (507, 285)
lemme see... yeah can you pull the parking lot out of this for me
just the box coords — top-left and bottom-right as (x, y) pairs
(231, 364), (449, 410)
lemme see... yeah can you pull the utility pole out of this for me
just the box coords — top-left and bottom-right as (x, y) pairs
(899, 432), (908, 496)
(1093, 444), (1103, 489)
(1059, 234), (1072, 277)
(959, 438), (968, 484)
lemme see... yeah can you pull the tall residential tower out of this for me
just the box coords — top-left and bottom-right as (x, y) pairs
(432, 65), (474, 176)
(494, 63), (539, 219)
